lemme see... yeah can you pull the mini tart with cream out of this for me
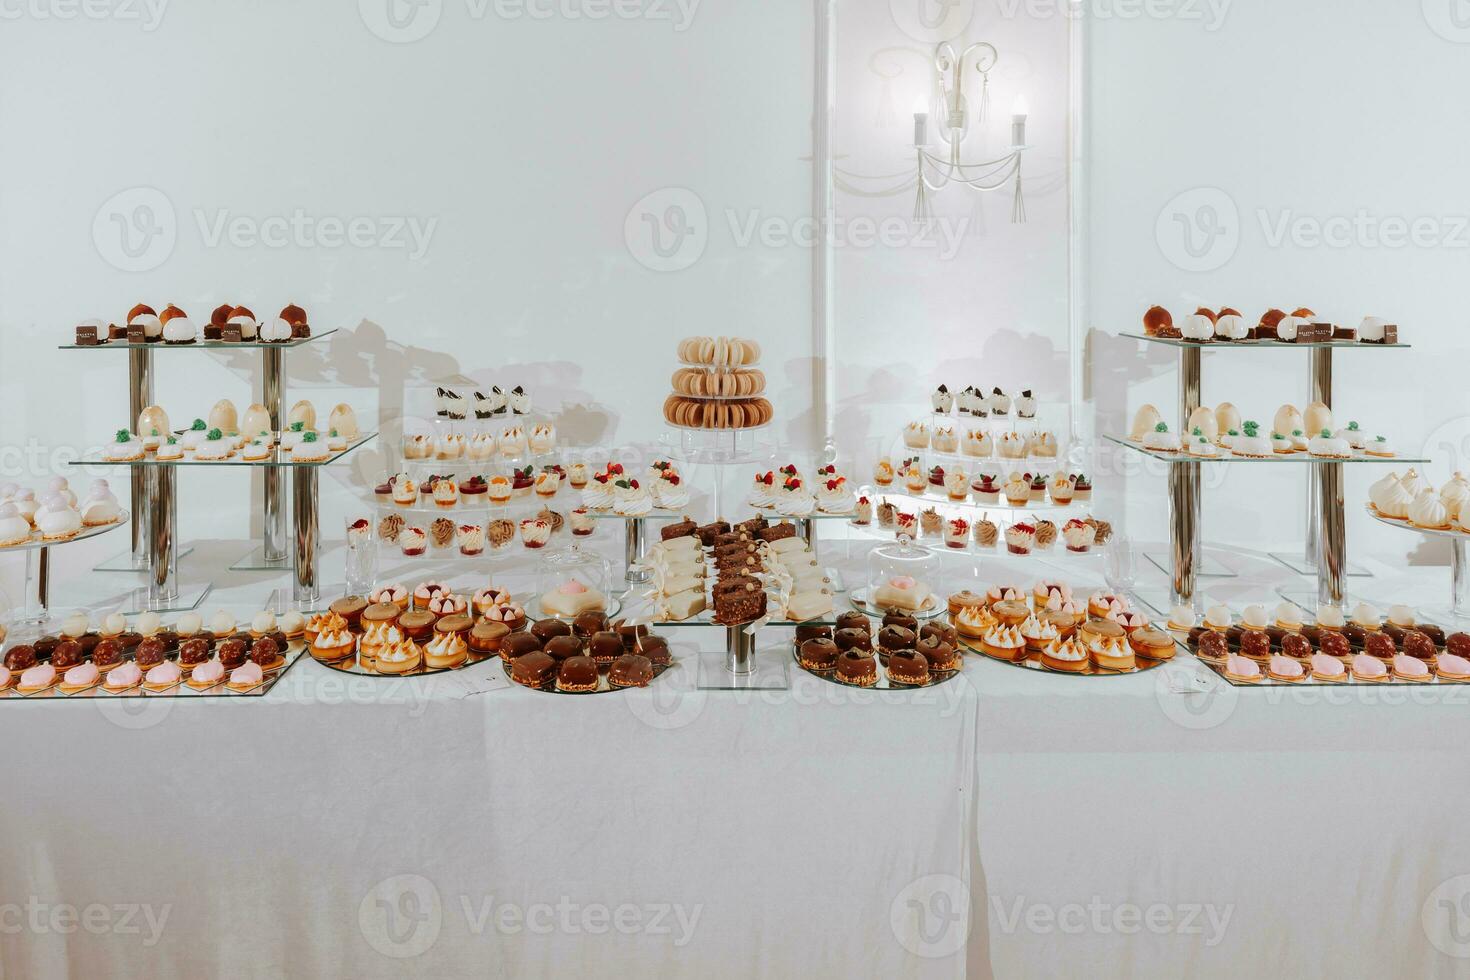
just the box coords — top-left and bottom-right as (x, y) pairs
(424, 632), (469, 670)
(1019, 614), (1060, 652)
(1087, 634), (1135, 672)
(375, 638), (423, 675)
(1039, 636), (1088, 672)
(954, 605), (998, 640)
(979, 624), (1026, 662)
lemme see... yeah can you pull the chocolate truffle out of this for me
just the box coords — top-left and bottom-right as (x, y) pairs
(1196, 631), (1227, 661)
(572, 612), (609, 638)
(544, 635), (583, 662)
(877, 625), (916, 654)
(798, 638), (839, 671)
(1239, 631), (1270, 661)
(1281, 634), (1312, 660)
(588, 632), (624, 666)
(919, 622), (958, 647)
(218, 639), (248, 669)
(531, 619), (572, 644)
(634, 635), (670, 667)
(608, 654), (654, 689)
(51, 640), (83, 671)
(834, 628), (872, 653)
(91, 639), (123, 669)
(135, 637), (168, 668)
(1403, 630), (1437, 661)
(834, 650), (877, 687)
(555, 655), (600, 693)
(177, 638), (210, 666)
(916, 636), (959, 672)
(3, 645), (36, 671)
(250, 637), (281, 667)
(886, 649), (930, 686)
(794, 625), (833, 644)
(881, 612), (919, 632)
(834, 612), (871, 634)
(1364, 633), (1395, 660)
(502, 633), (542, 660)
(511, 651), (555, 688)
(1447, 633), (1470, 659)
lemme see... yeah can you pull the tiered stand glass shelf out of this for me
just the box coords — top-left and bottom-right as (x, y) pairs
(1113, 333), (1418, 609)
(71, 434), (374, 612)
(59, 330), (338, 581)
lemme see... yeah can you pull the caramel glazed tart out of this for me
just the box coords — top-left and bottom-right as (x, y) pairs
(663, 395), (773, 429)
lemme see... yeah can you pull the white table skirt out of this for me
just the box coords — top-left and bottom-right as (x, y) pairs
(0, 644), (979, 979)
(6, 645), (1470, 979)
(5, 539), (1470, 978)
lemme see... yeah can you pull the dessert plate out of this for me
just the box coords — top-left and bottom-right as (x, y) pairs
(847, 589), (945, 620)
(2, 642), (302, 700)
(957, 638), (1171, 677)
(789, 649), (963, 691)
(311, 648), (499, 679)
(529, 597), (622, 622)
(501, 657), (673, 695)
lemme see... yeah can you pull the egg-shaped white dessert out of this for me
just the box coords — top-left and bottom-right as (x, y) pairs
(208, 399), (239, 436)
(1130, 404), (1164, 442)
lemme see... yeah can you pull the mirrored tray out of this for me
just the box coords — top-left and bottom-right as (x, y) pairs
(957, 636), (1170, 677)
(501, 656), (673, 694)
(310, 646), (499, 679)
(1, 644), (303, 699)
(789, 649), (963, 690)
(848, 588), (946, 620)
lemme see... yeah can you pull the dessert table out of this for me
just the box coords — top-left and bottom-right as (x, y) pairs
(2, 540), (1468, 978)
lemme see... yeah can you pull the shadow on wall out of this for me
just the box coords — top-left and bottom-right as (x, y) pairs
(1086, 329), (1178, 435)
(1407, 536), (1451, 568)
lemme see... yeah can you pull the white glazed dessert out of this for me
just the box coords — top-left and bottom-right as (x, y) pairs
(162, 316), (196, 344)
(1307, 429), (1352, 458)
(1214, 313), (1249, 340)
(36, 497), (81, 540)
(1215, 403), (1242, 442)
(1334, 421), (1367, 450)
(1304, 401), (1333, 439)
(209, 399), (240, 436)
(1232, 422), (1273, 458)
(1185, 429), (1217, 457)
(0, 503), (32, 546)
(287, 399), (316, 432)
(79, 481), (122, 526)
(328, 404), (359, 440)
(1181, 313), (1213, 340)
(195, 429), (233, 460)
(1364, 435), (1394, 457)
(1130, 404), (1164, 441)
(1141, 423), (1181, 452)
(1186, 407), (1217, 443)
(104, 430), (146, 461)
(241, 403), (273, 442)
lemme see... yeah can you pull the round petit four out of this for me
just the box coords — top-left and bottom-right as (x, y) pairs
(1142, 423), (1181, 452)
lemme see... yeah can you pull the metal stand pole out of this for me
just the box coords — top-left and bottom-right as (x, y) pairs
(1304, 348), (1331, 568)
(1169, 347), (1202, 606)
(797, 518), (816, 550)
(148, 466), (179, 604)
(17, 547), (50, 626)
(262, 346), (286, 563)
(1453, 540), (1469, 621)
(625, 518), (649, 583)
(726, 626), (755, 675)
(292, 466), (320, 605)
(1316, 461), (1346, 606)
(96, 348), (154, 572)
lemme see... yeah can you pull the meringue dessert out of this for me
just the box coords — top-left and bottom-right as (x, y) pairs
(1142, 422), (1181, 453)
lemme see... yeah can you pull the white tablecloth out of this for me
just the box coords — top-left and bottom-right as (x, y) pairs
(6, 539), (1470, 977)
(0, 643), (980, 979)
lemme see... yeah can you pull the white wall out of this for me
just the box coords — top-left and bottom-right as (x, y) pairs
(1086, 0), (1470, 566)
(0, 0), (814, 558)
(833, 0), (1073, 466)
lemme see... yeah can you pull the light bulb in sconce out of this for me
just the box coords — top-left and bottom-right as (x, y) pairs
(1010, 96), (1028, 147)
(912, 93), (931, 147)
